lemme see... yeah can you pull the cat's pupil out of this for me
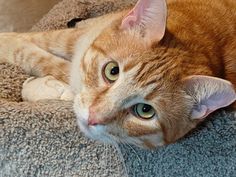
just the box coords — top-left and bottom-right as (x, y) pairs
(142, 104), (151, 113)
(110, 66), (119, 75)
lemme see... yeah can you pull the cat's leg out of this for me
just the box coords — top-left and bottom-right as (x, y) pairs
(0, 28), (85, 101)
(0, 33), (75, 101)
(0, 33), (70, 83)
(22, 76), (74, 102)
(21, 28), (82, 61)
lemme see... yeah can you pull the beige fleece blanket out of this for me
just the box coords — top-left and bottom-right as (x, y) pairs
(1, 0), (235, 177)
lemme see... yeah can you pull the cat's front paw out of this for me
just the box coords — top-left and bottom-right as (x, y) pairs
(22, 76), (74, 102)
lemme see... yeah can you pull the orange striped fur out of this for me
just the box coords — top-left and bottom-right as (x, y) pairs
(1, 0), (235, 149)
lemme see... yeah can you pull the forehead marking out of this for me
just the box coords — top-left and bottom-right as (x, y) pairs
(84, 54), (99, 87)
(91, 43), (107, 56)
(123, 60), (140, 72)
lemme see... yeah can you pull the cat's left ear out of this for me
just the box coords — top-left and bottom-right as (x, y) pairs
(182, 75), (236, 120)
(121, 0), (167, 46)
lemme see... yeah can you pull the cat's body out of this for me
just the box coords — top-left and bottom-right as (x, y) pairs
(164, 0), (236, 86)
(0, 0), (235, 149)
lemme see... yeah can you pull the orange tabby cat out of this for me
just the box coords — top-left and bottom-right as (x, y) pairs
(0, 0), (235, 149)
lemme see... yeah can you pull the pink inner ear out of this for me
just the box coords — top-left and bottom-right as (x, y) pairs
(121, 0), (167, 44)
(121, 0), (147, 28)
(192, 92), (235, 119)
(191, 105), (208, 119)
(121, 12), (137, 28)
(184, 75), (236, 119)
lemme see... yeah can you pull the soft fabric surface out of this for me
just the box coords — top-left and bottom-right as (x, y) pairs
(0, 0), (60, 32)
(0, 0), (236, 176)
(31, 0), (136, 32)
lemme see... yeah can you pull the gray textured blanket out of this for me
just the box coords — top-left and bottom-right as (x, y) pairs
(0, 0), (236, 176)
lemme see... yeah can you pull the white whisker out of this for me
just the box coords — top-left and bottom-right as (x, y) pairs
(105, 144), (109, 175)
(126, 142), (142, 163)
(112, 142), (129, 177)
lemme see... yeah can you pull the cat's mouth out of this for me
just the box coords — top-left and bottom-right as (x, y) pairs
(77, 118), (115, 144)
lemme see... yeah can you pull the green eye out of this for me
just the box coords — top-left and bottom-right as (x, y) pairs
(103, 61), (119, 83)
(133, 103), (155, 119)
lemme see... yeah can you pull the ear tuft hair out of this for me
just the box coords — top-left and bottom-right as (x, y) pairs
(183, 75), (236, 119)
(121, 0), (167, 46)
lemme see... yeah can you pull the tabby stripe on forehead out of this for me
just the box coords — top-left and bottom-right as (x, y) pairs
(135, 56), (171, 83)
(145, 70), (179, 100)
(91, 43), (107, 56)
(123, 53), (165, 73)
(136, 63), (153, 82)
(123, 60), (139, 72)
(84, 54), (99, 87)
(80, 44), (92, 73)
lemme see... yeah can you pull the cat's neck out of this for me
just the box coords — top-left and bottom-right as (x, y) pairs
(157, 30), (222, 79)
(159, 27), (235, 89)
(158, 0), (236, 87)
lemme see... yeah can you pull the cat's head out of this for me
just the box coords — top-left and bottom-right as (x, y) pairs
(71, 0), (236, 149)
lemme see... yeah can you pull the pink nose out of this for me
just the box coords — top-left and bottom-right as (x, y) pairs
(88, 107), (100, 126)
(88, 118), (99, 126)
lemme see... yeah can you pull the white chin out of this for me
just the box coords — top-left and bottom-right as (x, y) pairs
(73, 96), (114, 144)
(77, 117), (114, 144)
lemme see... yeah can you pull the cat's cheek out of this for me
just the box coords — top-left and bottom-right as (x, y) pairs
(73, 94), (89, 124)
(77, 120), (111, 143)
(140, 134), (165, 149)
(73, 95), (111, 142)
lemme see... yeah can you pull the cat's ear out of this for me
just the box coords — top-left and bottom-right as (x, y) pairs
(182, 75), (236, 120)
(121, 0), (167, 45)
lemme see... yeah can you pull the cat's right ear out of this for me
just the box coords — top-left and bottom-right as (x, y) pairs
(121, 0), (167, 46)
(182, 75), (236, 120)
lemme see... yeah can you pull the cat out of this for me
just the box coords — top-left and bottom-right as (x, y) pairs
(0, 0), (235, 149)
